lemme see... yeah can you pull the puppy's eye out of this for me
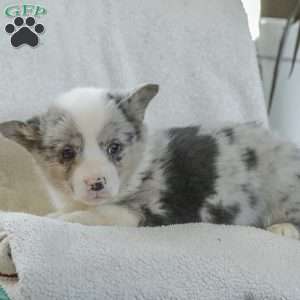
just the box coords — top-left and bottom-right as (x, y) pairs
(62, 146), (76, 161)
(107, 141), (122, 157)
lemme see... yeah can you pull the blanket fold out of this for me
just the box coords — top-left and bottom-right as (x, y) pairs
(0, 213), (299, 300)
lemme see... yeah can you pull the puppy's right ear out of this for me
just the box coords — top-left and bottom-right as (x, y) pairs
(0, 117), (41, 150)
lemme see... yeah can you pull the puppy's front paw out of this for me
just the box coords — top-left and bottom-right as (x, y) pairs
(55, 211), (118, 226)
(0, 232), (17, 277)
(267, 223), (300, 240)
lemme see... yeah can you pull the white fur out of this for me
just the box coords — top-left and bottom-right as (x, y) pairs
(267, 223), (300, 239)
(56, 204), (140, 226)
(56, 88), (121, 204)
(55, 88), (111, 140)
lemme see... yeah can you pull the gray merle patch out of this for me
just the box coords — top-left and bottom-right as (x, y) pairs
(242, 148), (258, 170)
(241, 184), (259, 208)
(204, 202), (241, 224)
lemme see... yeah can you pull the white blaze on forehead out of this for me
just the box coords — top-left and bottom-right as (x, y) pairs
(55, 87), (115, 139)
(54, 88), (121, 201)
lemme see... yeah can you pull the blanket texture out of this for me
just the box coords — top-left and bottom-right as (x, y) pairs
(0, 213), (299, 300)
(0, 0), (267, 129)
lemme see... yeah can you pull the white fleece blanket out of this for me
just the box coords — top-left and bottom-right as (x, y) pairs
(0, 213), (299, 300)
(0, 0), (267, 129)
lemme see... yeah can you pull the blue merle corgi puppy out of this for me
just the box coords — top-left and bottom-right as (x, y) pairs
(1, 83), (300, 239)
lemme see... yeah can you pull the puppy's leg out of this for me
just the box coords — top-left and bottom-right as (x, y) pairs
(267, 223), (300, 240)
(267, 196), (300, 240)
(54, 205), (140, 227)
(47, 202), (92, 219)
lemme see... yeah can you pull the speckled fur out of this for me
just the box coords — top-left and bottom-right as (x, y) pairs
(116, 122), (300, 230)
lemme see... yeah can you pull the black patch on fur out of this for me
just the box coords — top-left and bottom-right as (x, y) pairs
(141, 171), (153, 182)
(242, 148), (258, 170)
(139, 206), (168, 226)
(205, 202), (241, 224)
(241, 184), (259, 208)
(221, 127), (235, 144)
(142, 126), (219, 225)
(296, 174), (300, 180)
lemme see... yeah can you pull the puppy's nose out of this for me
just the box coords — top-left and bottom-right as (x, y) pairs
(91, 181), (104, 192)
(84, 177), (106, 192)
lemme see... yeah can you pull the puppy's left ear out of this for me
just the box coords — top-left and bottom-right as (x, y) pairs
(119, 83), (159, 122)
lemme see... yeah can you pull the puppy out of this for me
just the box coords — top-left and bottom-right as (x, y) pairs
(1, 83), (300, 239)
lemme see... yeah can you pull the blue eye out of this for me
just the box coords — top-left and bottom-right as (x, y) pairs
(107, 142), (122, 157)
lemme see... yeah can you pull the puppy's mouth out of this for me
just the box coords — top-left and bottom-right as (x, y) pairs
(81, 191), (112, 206)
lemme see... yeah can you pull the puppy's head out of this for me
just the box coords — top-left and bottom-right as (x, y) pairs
(0, 83), (159, 205)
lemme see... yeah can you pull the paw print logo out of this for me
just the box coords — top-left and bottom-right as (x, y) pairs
(5, 16), (44, 47)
